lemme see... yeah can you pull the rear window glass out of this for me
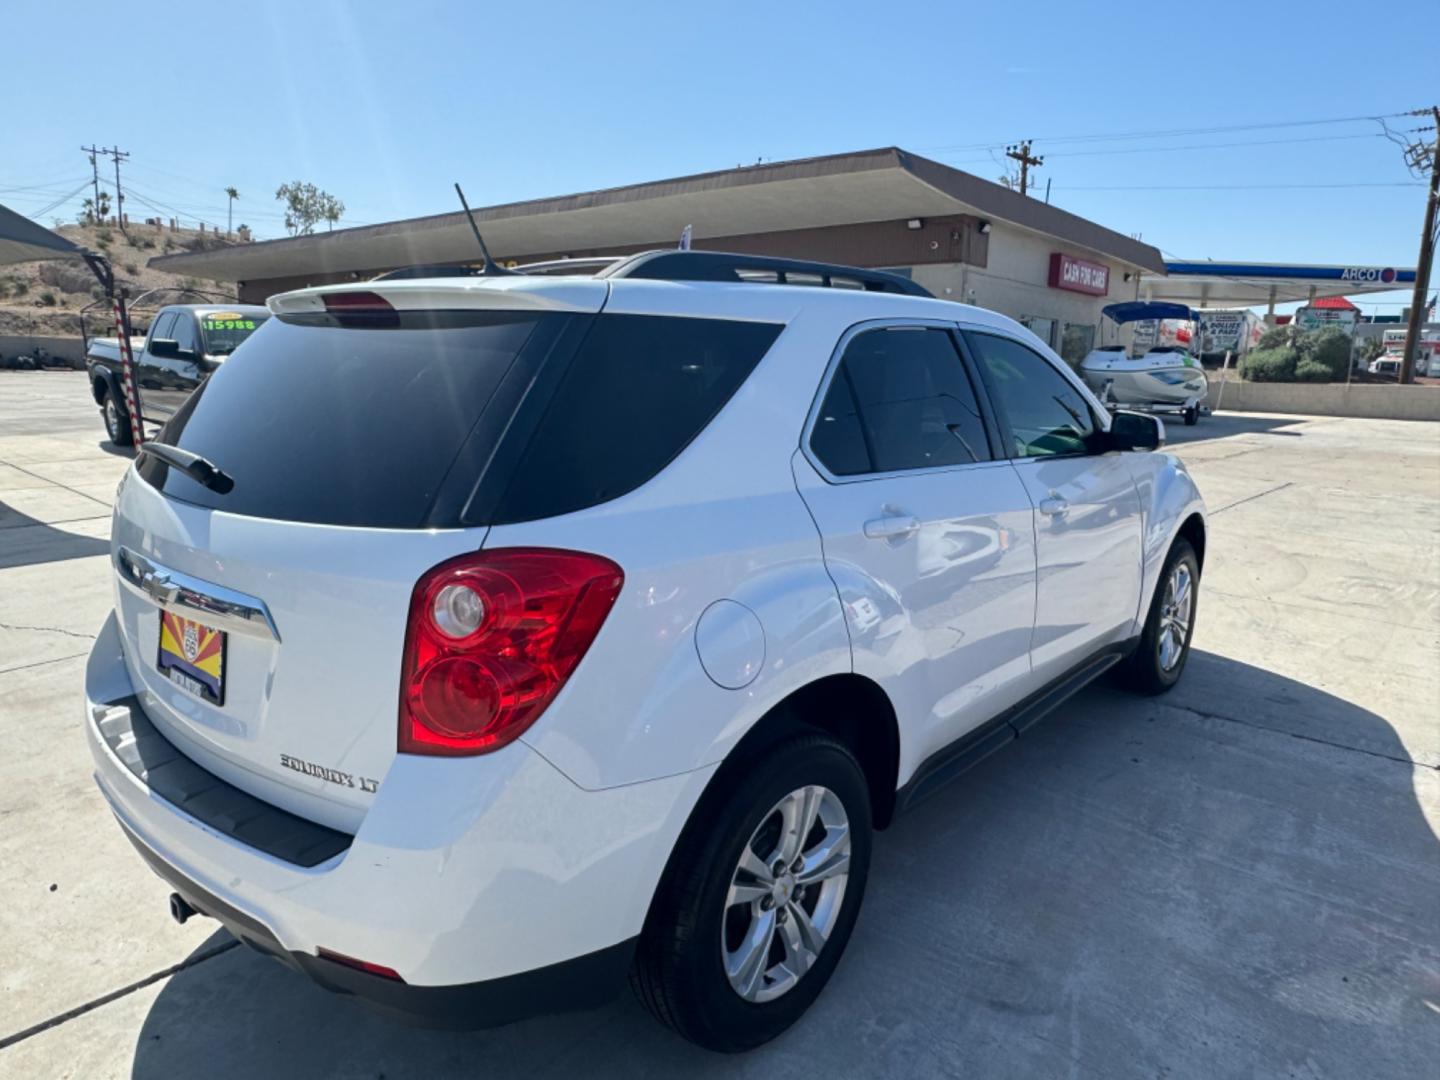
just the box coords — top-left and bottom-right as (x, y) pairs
(488, 314), (782, 523)
(138, 311), (560, 528)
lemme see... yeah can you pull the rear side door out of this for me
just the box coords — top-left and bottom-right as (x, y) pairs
(963, 329), (1143, 683)
(793, 320), (1038, 772)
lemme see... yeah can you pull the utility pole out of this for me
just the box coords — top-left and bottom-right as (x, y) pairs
(1005, 140), (1044, 197)
(80, 145), (102, 223)
(1399, 106), (1439, 385)
(101, 146), (131, 236)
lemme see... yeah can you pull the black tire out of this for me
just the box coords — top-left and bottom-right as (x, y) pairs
(100, 384), (133, 447)
(1119, 537), (1199, 695)
(631, 734), (873, 1052)
(1183, 406), (1199, 426)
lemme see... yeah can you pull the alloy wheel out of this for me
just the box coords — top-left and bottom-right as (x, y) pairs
(722, 785), (851, 1003)
(1157, 561), (1194, 672)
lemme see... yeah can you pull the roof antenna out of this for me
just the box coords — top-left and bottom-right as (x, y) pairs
(453, 182), (515, 275)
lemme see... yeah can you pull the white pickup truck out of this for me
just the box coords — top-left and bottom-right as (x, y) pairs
(86, 303), (269, 445)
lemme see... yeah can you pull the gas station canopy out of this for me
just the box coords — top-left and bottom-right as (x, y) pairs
(1145, 261), (1418, 310)
(0, 202), (85, 266)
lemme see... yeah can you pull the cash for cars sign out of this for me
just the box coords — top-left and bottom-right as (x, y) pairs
(1048, 253), (1110, 296)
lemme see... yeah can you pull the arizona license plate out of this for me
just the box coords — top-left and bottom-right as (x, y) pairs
(157, 612), (226, 705)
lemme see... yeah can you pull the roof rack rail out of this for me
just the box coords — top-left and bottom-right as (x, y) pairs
(371, 263), (484, 281)
(598, 250), (933, 298)
(512, 256), (625, 276)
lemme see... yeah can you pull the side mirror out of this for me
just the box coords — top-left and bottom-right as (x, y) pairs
(1107, 410), (1164, 452)
(149, 338), (180, 358)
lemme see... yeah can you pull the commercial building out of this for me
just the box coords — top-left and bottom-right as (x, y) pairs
(151, 148), (1164, 365)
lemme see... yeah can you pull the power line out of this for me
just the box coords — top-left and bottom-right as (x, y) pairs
(934, 131), (1389, 165)
(0, 175), (91, 194)
(29, 180), (94, 220)
(917, 110), (1414, 154)
(1055, 181), (1422, 191)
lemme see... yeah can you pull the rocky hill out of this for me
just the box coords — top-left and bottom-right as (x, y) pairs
(0, 219), (242, 339)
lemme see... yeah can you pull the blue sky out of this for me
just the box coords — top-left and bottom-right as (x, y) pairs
(4, 0), (1435, 313)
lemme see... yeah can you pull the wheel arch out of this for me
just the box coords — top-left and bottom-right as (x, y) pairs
(91, 369), (113, 405)
(1176, 511), (1206, 571)
(634, 672), (900, 957)
(720, 673), (901, 830)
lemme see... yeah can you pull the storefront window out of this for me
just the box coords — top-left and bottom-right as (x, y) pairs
(1020, 317), (1055, 348)
(1060, 322), (1096, 367)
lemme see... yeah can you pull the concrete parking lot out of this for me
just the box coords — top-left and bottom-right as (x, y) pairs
(2, 370), (1437, 1078)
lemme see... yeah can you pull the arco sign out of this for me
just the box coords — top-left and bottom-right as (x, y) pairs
(1339, 267), (1397, 284)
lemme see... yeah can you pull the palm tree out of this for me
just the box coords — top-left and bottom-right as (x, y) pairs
(225, 187), (239, 236)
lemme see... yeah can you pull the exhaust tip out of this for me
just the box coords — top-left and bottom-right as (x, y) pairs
(168, 892), (198, 925)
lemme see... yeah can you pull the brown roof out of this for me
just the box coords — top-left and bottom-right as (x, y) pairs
(149, 147), (1166, 281)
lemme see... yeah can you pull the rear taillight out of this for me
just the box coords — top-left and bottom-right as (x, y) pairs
(399, 548), (624, 757)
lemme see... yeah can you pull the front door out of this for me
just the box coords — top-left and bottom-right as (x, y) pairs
(963, 330), (1143, 681)
(135, 311), (175, 418)
(148, 311), (207, 417)
(794, 322), (1039, 775)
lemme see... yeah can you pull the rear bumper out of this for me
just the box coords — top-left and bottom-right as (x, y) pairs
(119, 819), (634, 1028)
(84, 611), (713, 1026)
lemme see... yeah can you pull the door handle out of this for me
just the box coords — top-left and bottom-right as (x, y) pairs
(1039, 496), (1069, 517)
(864, 513), (921, 540)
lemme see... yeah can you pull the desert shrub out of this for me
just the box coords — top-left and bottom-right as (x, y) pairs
(0, 280), (8, 300)
(1301, 327), (1352, 381)
(124, 262), (139, 275)
(1256, 326), (1293, 350)
(11, 279), (28, 297)
(38, 290), (58, 306)
(1294, 359), (1334, 382)
(1239, 346), (1299, 382)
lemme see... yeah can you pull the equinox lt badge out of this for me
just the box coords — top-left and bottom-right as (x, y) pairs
(280, 753), (379, 793)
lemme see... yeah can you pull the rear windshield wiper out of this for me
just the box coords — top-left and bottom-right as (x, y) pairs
(138, 441), (235, 494)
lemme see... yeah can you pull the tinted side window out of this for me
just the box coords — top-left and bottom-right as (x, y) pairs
(966, 332), (1096, 458)
(811, 326), (990, 476)
(491, 314), (782, 523)
(170, 314), (199, 355)
(809, 367), (870, 476)
(147, 312), (176, 347)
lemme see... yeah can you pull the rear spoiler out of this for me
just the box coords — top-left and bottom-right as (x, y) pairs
(267, 276), (608, 316)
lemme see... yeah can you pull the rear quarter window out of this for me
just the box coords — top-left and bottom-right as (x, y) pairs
(486, 314), (783, 524)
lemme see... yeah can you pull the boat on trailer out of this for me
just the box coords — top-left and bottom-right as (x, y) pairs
(1080, 301), (1209, 426)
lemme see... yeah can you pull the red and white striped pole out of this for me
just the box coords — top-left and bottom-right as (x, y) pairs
(110, 295), (144, 447)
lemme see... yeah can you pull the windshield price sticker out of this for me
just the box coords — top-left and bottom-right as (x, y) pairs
(202, 319), (257, 331)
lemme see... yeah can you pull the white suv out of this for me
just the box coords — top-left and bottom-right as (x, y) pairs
(84, 251), (1205, 1052)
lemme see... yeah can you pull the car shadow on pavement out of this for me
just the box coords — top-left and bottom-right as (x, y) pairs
(1161, 412), (1308, 447)
(0, 500), (110, 570)
(127, 652), (1439, 1079)
(97, 440), (137, 459)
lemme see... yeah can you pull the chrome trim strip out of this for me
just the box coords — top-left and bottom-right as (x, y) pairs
(115, 546), (281, 643)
